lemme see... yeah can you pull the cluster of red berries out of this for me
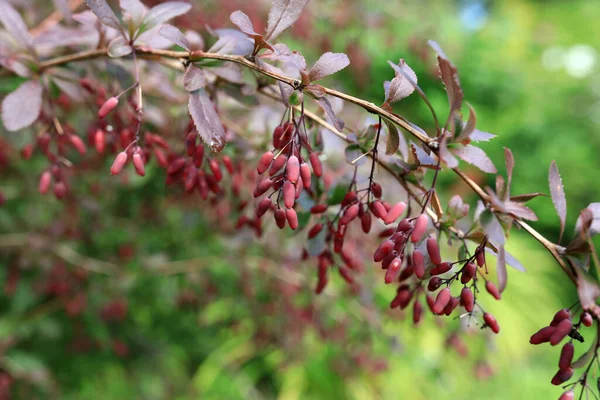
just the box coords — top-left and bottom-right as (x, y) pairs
(530, 308), (593, 388)
(253, 122), (322, 230)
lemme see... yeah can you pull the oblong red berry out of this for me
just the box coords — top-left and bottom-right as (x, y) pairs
(484, 312), (500, 334)
(222, 155), (234, 174)
(374, 240), (394, 262)
(413, 300), (423, 325)
(300, 162), (311, 188)
(185, 132), (196, 157)
(550, 319), (573, 346)
(550, 309), (571, 327)
(431, 262), (452, 276)
(167, 158), (186, 175)
(39, 171), (52, 194)
(361, 210), (372, 234)
(257, 151), (273, 174)
(308, 223), (323, 239)
(194, 145), (205, 168)
(461, 287), (474, 312)
(581, 312), (593, 327)
(53, 181), (67, 199)
(385, 257), (402, 284)
(132, 152), (145, 176)
(253, 178), (272, 198)
(274, 209), (286, 229)
(530, 326), (555, 345)
(559, 390), (574, 400)
(396, 218), (412, 232)
(559, 342), (574, 370)
(340, 203), (359, 226)
(369, 200), (387, 220)
(459, 262), (476, 284)
(432, 288), (451, 314)
(256, 197), (272, 217)
(310, 204), (328, 214)
(411, 214), (428, 243)
(98, 96), (118, 119)
(551, 368), (573, 386)
(94, 129), (105, 153)
(286, 155), (300, 183)
(282, 180), (295, 208)
(413, 249), (425, 279)
(110, 152), (128, 175)
(384, 201), (406, 224)
(476, 248), (486, 267)
(269, 154), (287, 176)
(209, 159), (222, 182)
(286, 208), (298, 230)
(428, 277), (443, 292)
(485, 281), (501, 300)
(70, 135), (87, 155)
(426, 236), (441, 265)
(309, 153), (322, 177)
(371, 182), (382, 198)
(154, 148), (169, 168)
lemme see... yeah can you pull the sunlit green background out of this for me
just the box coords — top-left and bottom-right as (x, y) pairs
(1, 0), (600, 399)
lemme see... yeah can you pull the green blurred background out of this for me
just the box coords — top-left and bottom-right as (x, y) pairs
(1, 0), (600, 398)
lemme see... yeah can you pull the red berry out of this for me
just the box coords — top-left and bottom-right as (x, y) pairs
(550, 309), (571, 326)
(384, 257), (402, 284)
(300, 162), (311, 188)
(428, 277), (443, 292)
(476, 248), (486, 267)
(282, 181), (295, 208)
(309, 153), (322, 177)
(286, 155), (300, 183)
(39, 171), (52, 194)
(340, 203), (359, 226)
(167, 158), (186, 175)
(559, 390), (574, 400)
(413, 249), (425, 279)
(132, 152), (145, 176)
(94, 129), (105, 153)
(310, 204), (327, 214)
(485, 281), (501, 300)
(460, 287), (474, 312)
(256, 197), (272, 217)
(384, 202), (406, 224)
(371, 182), (382, 198)
(209, 159), (222, 181)
(194, 145), (205, 167)
(550, 319), (573, 346)
(484, 312), (500, 334)
(185, 132), (196, 156)
(551, 368), (573, 386)
(581, 312), (593, 327)
(286, 208), (298, 230)
(413, 300), (423, 325)
(411, 214), (428, 243)
(98, 96), (118, 119)
(530, 326), (555, 345)
(360, 210), (372, 234)
(432, 288), (451, 314)
(431, 262), (452, 276)
(369, 200), (387, 220)
(374, 240), (394, 262)
(253, 178), (272, 197)
(110, 152), (128, 175)
(460, 262), (476, 284)
(274, 209), (286, 228)
(53, 181), (67, 199)
(70, 135), (87, 155)
(269, 154), (287, 175)
(396, 218), (412, 232)
(426, 236), (441, 265)
(308, 223), (323, 239)
(558, 342), (574, 370)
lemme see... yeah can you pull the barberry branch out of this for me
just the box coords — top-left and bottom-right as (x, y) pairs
(33, 47), (574, 283)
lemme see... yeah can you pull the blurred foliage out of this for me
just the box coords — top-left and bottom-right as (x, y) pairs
(1, 0), (600, 399)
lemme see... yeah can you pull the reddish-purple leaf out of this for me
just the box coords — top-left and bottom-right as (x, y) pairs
(480, 210), (505, 246)
(315, 96), (344, 132)
(385, 59), (417, 104)
(85, 0), (123, 32)
(549, 160), (567, 242)
(107, 36), (132, 57)
(264, 0), (310, 41)
(207, 28), (254, 56)
(469, 129), (496, 142)
(384, 120), (407, 157)
(0, 1), (33, 49)
(183, 64), (207, 91)
(142, 2), (191, 31)
(510, 192), (546, 203)
(308, 52), (350, 82)
(158, 24), (190, 51)
(428, 40), (464, 117)
(455, 103), (476, 142)
(504, 201), (538, 221)
(497, 245), (507, 292)
(2, 80), (43, 131)
(120, 0), (147, 26)
(230, 10), (261, 38)
(410, 142), (437, 168)
(188, 89), (226, 153)
(439, 135), (459, 168)
(452, 144), (497, 174)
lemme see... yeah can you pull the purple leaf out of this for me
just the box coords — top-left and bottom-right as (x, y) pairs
(574, 203), (600, 238)
(510, 192), (546, 203)
(304, 84), (325, 98)
(142, 2), (191, 31)
(2, 80), (43, 131)
(183, 65), (207, 91)
(428, 40), (463, 117)
(480, 209), (505, 246)
(469, 129), (496, 142)
(119, 0), (147, 26)
(158, 24), (190, 51)
(504, 148), (514, 199)
(107, 36), (132, 57)
(230, 10), (261, 38)
(207, 28), (253, 56)
(452, 144), (497, 174)
(549, 160), (567, 242)
(504, 201), (538, 221)
(439, 135), (458, 168)
(188, 89), (226, 153)
(497, 245), (507, 292)
(264, 0), (310, 41)
(85, 0), (123, 32)
(0, 1), (33, 49)
(315, 96), (344, 132)
(455, 103), (476, 142)
(410, 142), (438, 168)
(308, 52), (350, 82)
(385, 59), (417, 104)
